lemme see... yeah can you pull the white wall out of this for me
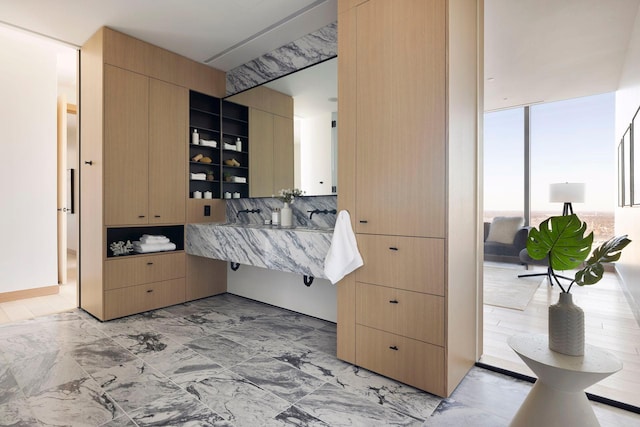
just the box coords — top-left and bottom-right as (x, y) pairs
(615, 2), (640, 309)
(227, 265), (337, 322)
(0, 27), (58, 292)
(300, 112), (332, 195)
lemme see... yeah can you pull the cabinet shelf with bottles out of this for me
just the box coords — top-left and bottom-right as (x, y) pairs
(189, 93), (250, 199)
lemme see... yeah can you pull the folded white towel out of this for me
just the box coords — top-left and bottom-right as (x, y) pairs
(224, 142), (237, 150)
(232, 176), (247, 183)
(140, 235), (170, 244)
(132, 241), (176, 253)
(324, 210), (364, 284)
(190, 173), (206, 180)
(200, 139), (217, 148)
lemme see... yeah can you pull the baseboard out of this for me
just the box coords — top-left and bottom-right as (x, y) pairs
(0, 285), (59, 303)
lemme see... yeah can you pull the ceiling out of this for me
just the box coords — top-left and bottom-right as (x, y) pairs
(1, 0), (639, 111)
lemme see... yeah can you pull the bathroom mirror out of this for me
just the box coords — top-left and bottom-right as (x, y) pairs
(226, 57), (337, 196)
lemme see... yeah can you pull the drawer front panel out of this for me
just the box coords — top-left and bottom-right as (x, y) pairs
(355, 234), (444, 295)
(356, 282), (444, 345)
(104, 252), (185, 290)
(356, 325), (445, 396)
(104, 278), (185, 320)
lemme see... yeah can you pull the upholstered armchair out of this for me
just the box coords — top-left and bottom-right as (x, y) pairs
(483, 216), (529, 264)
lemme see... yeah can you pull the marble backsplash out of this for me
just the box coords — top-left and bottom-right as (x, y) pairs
(226, 22), (337, 95)
(226, 195), (337, 228)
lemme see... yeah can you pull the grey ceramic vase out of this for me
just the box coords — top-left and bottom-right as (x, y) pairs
(548, 292), (585, 356)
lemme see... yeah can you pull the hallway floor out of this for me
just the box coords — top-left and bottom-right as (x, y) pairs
(1, 293), (638, 426)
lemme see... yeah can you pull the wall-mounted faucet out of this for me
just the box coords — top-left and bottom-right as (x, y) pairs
(307, 209), (337, 220)
(237, 208), (261, 218)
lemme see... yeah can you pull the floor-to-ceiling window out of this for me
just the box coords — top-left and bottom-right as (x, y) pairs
(484, 107), (525, 223)
(482, 93), (640, 409)
(530, 93), (615, 245)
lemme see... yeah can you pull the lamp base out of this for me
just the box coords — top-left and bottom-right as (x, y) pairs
(562, 202), (574, 216)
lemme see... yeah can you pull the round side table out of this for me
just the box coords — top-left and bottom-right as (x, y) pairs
(508, 334), (622, 427)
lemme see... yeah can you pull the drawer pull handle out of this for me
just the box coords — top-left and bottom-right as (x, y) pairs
(389, 299), (399, 304)
(154, 215), (161, 218)
(84, 160), (93, 165)
(359, 220), (368, 224)
(146, 289), (153, 293)
(147, 262), (154, 265)
(138, 215), (146, 218)
(389, 345), (399, 351)
(389, 247), (398, 251)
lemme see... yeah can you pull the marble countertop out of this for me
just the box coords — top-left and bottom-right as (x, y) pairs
(186, 222), (333, 278)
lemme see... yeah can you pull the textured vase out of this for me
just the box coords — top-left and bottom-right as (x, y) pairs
(281, 203), (293, 227)
(548, 292), (585, 356)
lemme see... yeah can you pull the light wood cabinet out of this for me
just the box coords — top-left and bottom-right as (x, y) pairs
(104, 65), (149, 226)
(228, 86), (294, 197)
(80, 27), (227, 321)
(104, 66), (186, 226)
(149, 79), (187, 224)
(337, 0), (480, 397)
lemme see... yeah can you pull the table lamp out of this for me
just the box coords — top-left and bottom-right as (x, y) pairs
(549, 182), (585, 216)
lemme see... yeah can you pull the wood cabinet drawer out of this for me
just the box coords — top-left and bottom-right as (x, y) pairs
(104, 278), (185, 320)
(356, 325), (445, 396)
(104, 252), (185, 290)
(356, 282), (444, 345)
(355, 234), (444, 295)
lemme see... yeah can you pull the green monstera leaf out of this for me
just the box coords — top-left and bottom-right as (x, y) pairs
(574, 235), (631, 286)
(526, 214), (594, 271)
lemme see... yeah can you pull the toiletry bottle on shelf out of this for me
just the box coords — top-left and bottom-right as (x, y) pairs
(192, 129), (199, 145)
(271, 208), (280, 226)
(236, 137), (242, 152)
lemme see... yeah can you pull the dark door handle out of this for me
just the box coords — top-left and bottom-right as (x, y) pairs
(84, 160), (93, 165)
(359, 220), (368, 223)
(389, 247), (399, 251)
(146, 262), (154, 265)
(389, 299), (399, 304)
(146, 289), (153, 293)
(154, 215), (161, 218)
(138, 215), (145, 218)
(389, 346), (398, 351)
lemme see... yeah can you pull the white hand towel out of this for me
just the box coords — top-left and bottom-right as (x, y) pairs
(190, 172), (206, 180)
(324, 210), (364, 284)
(132, 241), (176, 253)
(140, 235), (170, 244)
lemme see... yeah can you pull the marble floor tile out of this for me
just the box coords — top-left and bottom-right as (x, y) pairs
(424, 399), (509, 426)
(295, 323), (338, 355)
(230, 355), (327, 403)
(27, 376), (122, 427)
(0, 397), (41, 427)
(264, 405), (331, 427)
(99, 414), (137, 426)
(296, 382), (424, 426)
(141, 342), (225, 386)
(111, 330), (178, 358)
(126, 391), (230, 426)
(217, 321), (291, 353)
(91, 359), (184, 413)
(9, 350), (88, 397)
(150, 313), (236, 344)
(250, 315), (319, 341)
(185, 369), (290, 426)
(263, 338), (351, 382)
(0, 328), (67, 364)
(0, 363), (20, 405)
(332, 365), (441, 421)
(68, 337), (138, 375)
(185, 333), (259, 368)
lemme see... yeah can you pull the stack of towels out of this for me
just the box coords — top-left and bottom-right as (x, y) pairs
(133, 234), (176, 254)
(199, 139), (217, 148)
(190, 172), (206, 180)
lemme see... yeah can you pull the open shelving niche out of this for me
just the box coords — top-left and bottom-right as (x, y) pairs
(106, 225), (184, 258)
(188, 92), (249, 199)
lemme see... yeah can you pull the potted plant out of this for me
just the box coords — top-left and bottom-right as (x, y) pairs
(206, 170), (215, 181)
(526, 214), (630, 355)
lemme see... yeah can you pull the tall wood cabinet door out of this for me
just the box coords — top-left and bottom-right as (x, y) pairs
(104, 65), (149, 225)
(149, 79), (187, 224)
(249, 108), (274, 197)
(354, 0), (446, 238)
(273, 115), (294, 193)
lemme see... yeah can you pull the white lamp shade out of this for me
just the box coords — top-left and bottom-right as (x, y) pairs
(549, 183), (585, 203)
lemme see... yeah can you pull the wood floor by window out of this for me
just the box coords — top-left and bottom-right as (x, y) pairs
(481, 262), (640, 408)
